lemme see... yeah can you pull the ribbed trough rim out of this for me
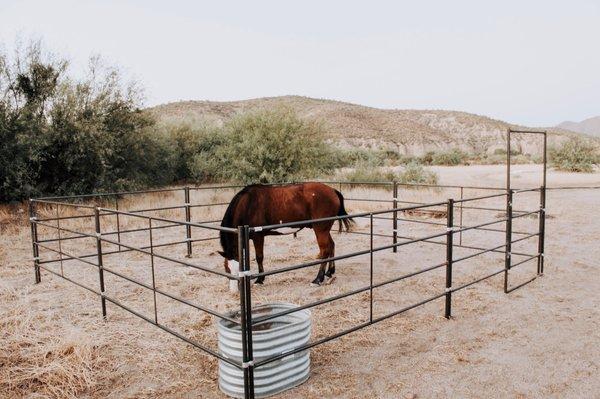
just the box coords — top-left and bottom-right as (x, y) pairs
(218, 302), (312, 334)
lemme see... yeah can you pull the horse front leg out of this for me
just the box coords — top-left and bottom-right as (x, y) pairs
(252, 234), (266, 284)
(325, 239), (336, 283)
(311, 258), (328, 286)
(312, 228), (332, 286)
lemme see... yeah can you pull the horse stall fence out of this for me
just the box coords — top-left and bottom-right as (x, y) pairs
(28, 130), (548, 399)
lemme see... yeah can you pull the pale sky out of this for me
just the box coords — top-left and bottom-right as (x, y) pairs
(1, 0), (599, 126)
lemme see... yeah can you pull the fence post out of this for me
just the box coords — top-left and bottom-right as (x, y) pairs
(445, 199), (454, 319)
(184, 187), (192, 257)
(537, 186), (546, 275)
(29, 200), (41, 284)
(369, 213), (374, 323)
(238, 226), (255, 399)
(504, 190), (513, 293)
(392, 181), (398, 253)
(95, 207), (107, 319)
(55, 204), (64, 276)
(459, 186), (464, 246)
(149, 219), (158, 324)
(115, 197), (122, 252)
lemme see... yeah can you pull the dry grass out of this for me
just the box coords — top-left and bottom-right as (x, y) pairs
(0, 295), (110, 398)
(1, 174), (598, 398)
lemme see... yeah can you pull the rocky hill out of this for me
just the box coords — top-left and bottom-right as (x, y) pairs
(558, 116), (600, 137)
(149, 96), (584, 156)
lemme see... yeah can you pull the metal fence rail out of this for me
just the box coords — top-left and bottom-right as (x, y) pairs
(27, 128), (563, 399)
(29, 180), (545, 399)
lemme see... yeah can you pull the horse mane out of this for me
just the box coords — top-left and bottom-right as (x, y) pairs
(219, 185), (258, 259)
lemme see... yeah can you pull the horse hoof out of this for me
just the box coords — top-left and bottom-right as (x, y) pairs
(255, 279), (264, 285)
(325, 276), (336, 285)
(310, 281), (321, 287)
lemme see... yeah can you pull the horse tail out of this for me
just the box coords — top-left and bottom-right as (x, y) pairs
(334, 189), (355, 232)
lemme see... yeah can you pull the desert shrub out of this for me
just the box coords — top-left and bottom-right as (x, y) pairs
(493, 148), (520, 156)
(329, 147), (392, 168)
(420, 151), (435, 165)
(189, 108), (336, 184)
(0, 41), (170, 201)
(549, 137), (598, 172)
(338, 161), (438, 185)
(430, 148), (469, 166)
(337, 163), (398, 183)
(153, 121), (226, 182)
(397, 161), (439, 184)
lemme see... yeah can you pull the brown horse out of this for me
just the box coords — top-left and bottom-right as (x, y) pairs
(218, 182), (354, 286)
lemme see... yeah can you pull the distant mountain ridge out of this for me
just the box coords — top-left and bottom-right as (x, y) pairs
(557, 116), (600, 137)
(148, 95), (588, 155)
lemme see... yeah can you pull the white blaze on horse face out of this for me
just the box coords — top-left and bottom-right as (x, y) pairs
(228, 260), (239, 292)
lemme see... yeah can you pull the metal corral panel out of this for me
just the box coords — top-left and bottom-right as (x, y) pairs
(218, 303), (311, 398)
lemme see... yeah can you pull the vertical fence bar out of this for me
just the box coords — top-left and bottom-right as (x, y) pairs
(115, 197), (122, 252)
(369, 213), (374, 323)
(445, 199), (454, 319)
(459, 187), (464, 245)
(539, 132), (547, 276)
(243, 226), (255, 398)
(94, 207), (107, 319)
(238, 226), (255, 399)
(149, 218), (158, 324)
(184, 187), (192, 257)
(55, 204), (64, 276)
(392, 181), (398, 253)
(506, 128), (512, 191)
(237, 226), (249, 397)
(29, 200), (41, 284)
(537, 186), (546, 275)
(504, 190), (513, 293)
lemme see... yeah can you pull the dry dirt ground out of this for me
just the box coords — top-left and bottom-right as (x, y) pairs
(1, 165), (599, 399)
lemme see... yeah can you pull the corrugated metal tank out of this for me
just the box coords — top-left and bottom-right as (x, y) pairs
(218, 303), (311, 398)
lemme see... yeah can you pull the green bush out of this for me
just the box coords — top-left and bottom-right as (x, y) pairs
(328, 147), (396, 168)
(420, 151), (436, 165)
(0, 41), (171, 201)
(189, 108), (336, 184)
(338, 161), (438, 185)
(152, 121), (226, 182)
(337, 163), (398, 184)
(397, 161), (439, 184)
(549, 138), (598, 172)
(430, 148), (469, 166)
(493, 148), (520, 156)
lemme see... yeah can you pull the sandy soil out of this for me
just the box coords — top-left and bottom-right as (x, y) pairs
(1, 165), (599, 399)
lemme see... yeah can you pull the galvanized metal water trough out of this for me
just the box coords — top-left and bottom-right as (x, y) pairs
(218, 303), (311, 398)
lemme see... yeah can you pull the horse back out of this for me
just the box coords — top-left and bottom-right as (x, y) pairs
(238, 183), (341, 228)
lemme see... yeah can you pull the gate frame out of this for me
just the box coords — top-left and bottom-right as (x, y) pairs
(504, 128), (547, 293)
